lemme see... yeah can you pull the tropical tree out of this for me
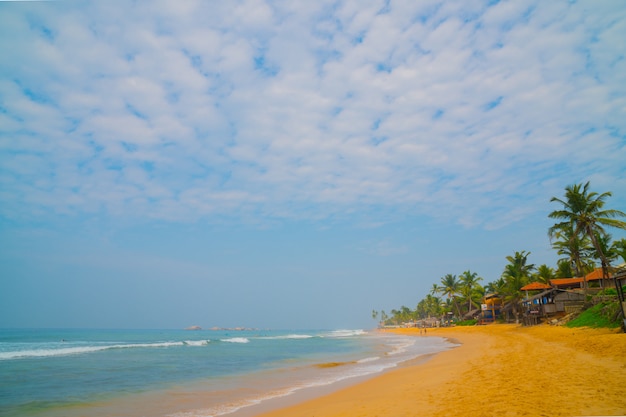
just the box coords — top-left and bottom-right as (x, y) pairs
(550, 222), (594, 277)
(429, 283), (441, 296)
(534, 264), (555, 284)
(613, 238), (626, 263)
(371, 309), (379, 323)
(556, 259), (573, 278)
(485, 277), (506, 295)
(425, 294), (442, 318)
(549, 182), (626, 280)
(380, 310), (388, 325)
(501, 251), (535, 322)
(590, 232), (620, 276)
(439, 274), (461, 318)
(459, 270), (483, 313)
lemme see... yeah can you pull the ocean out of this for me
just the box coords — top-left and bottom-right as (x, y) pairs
(0, 328), (454, 417)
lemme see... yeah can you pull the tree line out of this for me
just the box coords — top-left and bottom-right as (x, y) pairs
(373, 182), (626, 327)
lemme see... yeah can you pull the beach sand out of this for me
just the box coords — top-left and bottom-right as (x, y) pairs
(254, 324), (626, 417)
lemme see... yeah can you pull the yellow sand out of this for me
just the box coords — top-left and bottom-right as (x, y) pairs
(257, 324), (626, 417)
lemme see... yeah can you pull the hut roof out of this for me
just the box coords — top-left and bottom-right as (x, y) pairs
(585, 268), (609, 281)
(550, 277), (584, 287)
(520, 282), (551, 291)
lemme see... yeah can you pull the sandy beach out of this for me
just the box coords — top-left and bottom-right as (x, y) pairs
(255, 324), (626, 417)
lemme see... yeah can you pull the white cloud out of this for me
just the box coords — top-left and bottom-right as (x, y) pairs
(0, 0), (624, 228)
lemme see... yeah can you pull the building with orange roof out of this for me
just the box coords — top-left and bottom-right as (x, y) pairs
(550, 277), (584, 289)
(520, 282), (552, 292)
(584, 267), (614, 289)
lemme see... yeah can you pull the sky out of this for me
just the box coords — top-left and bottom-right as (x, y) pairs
(1, 0), (625, 330)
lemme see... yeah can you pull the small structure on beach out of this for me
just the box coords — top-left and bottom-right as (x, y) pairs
(521, 288), (586, 325)
(550, 277), (584, 290)
(480, 294), (502, 324)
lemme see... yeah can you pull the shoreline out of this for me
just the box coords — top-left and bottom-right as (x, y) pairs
(228, 338), (453, 417)
(251, 324), (626, 417)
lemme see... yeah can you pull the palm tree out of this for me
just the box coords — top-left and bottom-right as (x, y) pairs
(440, 274), (461, 318)
(425, 294), (441, 318)
(590, 232), (619, 277)
(534, 264), (555, 284)
(556, 259), (574, 278)
(429, 283), (441, 296)
(459, 270), (483, 313)
(485, 277), (506, 295)
(380, 310), (388, 325)
(549, 182), (626, 280)
(550, 223), (594, 278)
(371, 309), (379, 323)
(501, 251), (535, 322)
(613, 238), (626, 263)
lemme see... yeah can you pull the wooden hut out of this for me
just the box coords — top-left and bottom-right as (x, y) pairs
(521, 288), (585, 325)
(480, 294), (502, 324)
(550, 277), (584, 290)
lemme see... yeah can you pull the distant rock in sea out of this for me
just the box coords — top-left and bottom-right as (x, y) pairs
(185, 326), (202, 331)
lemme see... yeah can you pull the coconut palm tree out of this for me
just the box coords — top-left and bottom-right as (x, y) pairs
(459, 270), (483, 313)
(550, 223), (594, 278)
(371, 309), (379, 323)
(556, 259), (574, 278)
(590, 232), (620, 277)
(440, 274), (461, 318)
(533, 264), (555, 284)
(485, 277), (506, 295)
(429, 283), (441, 296)
(549, 182), (626, 279)
(613, 238), (626, 263)
(501, 251), (535, 322)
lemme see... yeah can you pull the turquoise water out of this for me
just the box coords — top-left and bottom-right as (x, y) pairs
(0, 329), (453, 417)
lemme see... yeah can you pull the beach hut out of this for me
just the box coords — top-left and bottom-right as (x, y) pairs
(550, 277), (584, 290)
(520, 282), (553, 325)
(553, 290), (586, 314)
(480, 294), (502, 324)
(520, 282), (551, 298)
(521, 288), (586, 325)
(584, 267), (616, 289)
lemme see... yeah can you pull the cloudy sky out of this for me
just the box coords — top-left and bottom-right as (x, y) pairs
(1, 0), (625, 329)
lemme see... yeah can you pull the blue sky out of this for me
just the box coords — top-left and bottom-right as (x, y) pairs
(1, 0), (625, 329)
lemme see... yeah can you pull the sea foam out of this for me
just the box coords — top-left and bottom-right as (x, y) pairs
(0, 341), (185, 360)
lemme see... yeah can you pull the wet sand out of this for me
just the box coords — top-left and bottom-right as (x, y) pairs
(254, 324), (626, 417)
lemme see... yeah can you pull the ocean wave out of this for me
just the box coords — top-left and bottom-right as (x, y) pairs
(323, 329), (367, 338)
(220, 337), (249, 344)
(258, 334), (314, 340)
(176, 360), (398, 417)
(387, 339), (416, 356)
(183, 340), (210, 346)
(357, 356), (380, 363)
(0, 341), (185, 360)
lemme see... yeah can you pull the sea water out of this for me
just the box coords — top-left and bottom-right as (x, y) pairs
(0, 328), (454, 417)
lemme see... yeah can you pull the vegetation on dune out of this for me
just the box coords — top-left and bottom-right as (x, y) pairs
(565, 302), (622, 329)
(374, 182), (626, 330)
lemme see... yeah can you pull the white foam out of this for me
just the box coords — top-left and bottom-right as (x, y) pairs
(258, 334), (314, 340)
(357, 356), (380, 363)
(323, 329), (367, 338)
(0, 341), (184, 360)
(184, 340), (210, 346)
(167, 335), (455, 417)
(220, 338), (249, 344)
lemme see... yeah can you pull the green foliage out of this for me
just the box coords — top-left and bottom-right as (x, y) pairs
(455, 319), (477, 326)
(565, 301), (622, 329)
(597, 288), (617, 296)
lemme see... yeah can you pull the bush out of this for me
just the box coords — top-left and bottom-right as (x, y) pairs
(455, 319), (477, 326)
(565, 301), (622, 329)
(598, 288), (617, 296)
